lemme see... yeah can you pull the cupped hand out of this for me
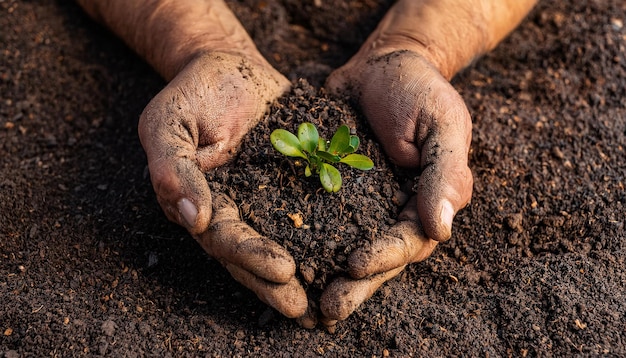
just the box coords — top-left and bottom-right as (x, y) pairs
(327, 50), (473, 242)
(138, 51), (289, 235)
(321, 49), (473, 328)
(137, 51), (310, 318)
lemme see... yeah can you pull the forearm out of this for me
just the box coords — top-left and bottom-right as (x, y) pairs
(365, 0), (538, 80)
(75, 0), (262, 81)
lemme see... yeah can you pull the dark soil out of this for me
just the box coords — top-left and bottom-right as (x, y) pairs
(207, 79), (403, 295)
(2, 0), (625, 357)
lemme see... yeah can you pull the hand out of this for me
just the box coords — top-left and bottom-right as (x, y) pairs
(137, 52), (309, 318)
(327, 50), (473, 242)
(322, 29), (473, 330)
(138, 51), (290, 235)
(319, 0), (538, 330)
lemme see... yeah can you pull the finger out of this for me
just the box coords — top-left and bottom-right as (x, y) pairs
(138, 84), (214, 235)
(414, 79), (473, 241)
(224, 262), (308, 319)
(348, 220), (438, 279)
(320, 266), (405, 322)
(195, 193), (296, 284)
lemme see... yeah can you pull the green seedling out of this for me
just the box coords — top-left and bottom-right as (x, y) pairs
(270, 122), (374, 192)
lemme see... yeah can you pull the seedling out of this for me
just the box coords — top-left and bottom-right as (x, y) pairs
(270, 122), (374, 192)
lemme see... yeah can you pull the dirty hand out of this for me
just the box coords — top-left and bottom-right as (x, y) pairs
(138, 52), (289, 235)
(321, 0), (480, 327)
(138, 52), (307, 317)
(320, 53), (471, 326)
(327, 50), (473, 244)
(76, 0), (310, 320)
(321, 0), (538, 326)
(322, 54), (472, 326)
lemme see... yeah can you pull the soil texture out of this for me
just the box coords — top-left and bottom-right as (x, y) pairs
(208, 79), (403, 295)
(1, 0), (625, 356)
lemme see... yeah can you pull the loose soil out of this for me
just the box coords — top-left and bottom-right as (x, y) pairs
(207, 79), (404, 295)
(1, 0), (625, 357)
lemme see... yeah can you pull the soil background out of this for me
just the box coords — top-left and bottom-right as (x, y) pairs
(1, 0), (625, 356)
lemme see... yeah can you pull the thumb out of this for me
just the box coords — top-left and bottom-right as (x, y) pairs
(138, 85), (214, 235)
(415, 80), (473, 242)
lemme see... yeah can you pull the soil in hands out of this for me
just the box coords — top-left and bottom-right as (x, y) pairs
(206, 79), (409, 297)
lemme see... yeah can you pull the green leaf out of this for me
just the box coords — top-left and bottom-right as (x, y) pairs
(316, 151), (341, 163)
(297, 122), (319, 154)
(318, 138), (327, 152)
(346, 135), (360, 153)
(270, 129), (307, 159)
(319, 163), (342, 192)
(305, 165), (312, 177)
(328, 125), (351, 155)
(339, 154), (374, 170)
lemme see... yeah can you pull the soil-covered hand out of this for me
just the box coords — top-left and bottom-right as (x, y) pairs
(322, 34), (473, 334)
(138, 51), (289, 235)
(321, 0), (536, 328)
(327, 51), (473, 243)
(325, 54), (472, 328)
(137, 52), (308, 317)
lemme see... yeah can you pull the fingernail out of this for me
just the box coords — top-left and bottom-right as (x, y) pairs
(177, 198), (198, 228)
(440, 200), (455, 230)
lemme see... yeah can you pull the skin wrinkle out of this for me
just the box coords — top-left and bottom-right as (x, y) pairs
(409, 73), (436, 142)
(172, 88), (200, 149)
(144, 105), (194, 164)
(170, 57), (248, 170)
(417, 87), (471, 168)
(195, 59), (262, 146)
(174, 160), (204, 198)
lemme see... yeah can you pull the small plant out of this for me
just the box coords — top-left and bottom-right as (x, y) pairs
(270, 122), (374, 192)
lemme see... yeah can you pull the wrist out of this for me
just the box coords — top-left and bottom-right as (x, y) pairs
(362, 2), (491, 81)
(135, 2), (265, 81)
(160, 37), (266, 82)
(76, 0), (266, 81)
(356, 0), (536, 81)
